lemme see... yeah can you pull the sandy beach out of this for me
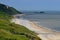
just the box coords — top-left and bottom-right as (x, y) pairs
(12, 18), (60, 40)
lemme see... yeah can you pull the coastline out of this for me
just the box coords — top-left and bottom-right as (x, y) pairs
(31, 21), (60, 33)
(12, 18), (60, 40)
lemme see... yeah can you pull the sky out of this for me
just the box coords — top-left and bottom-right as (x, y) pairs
(0, 0), (60, 11)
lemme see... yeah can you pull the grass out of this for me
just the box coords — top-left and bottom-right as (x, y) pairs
(0, 12), (41, 40)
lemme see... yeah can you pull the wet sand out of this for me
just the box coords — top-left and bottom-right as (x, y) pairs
(12, 18), (60, 40)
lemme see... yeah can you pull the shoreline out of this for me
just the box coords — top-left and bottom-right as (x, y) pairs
(12, 18), (60, 40)
(31, 21), (60, 33)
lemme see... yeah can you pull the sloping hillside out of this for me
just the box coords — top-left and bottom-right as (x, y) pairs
(0, 4), (22, 15)
(0, 4), (41, 40)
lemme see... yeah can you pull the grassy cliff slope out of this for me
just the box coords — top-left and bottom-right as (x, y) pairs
(0, 4), (41, 40)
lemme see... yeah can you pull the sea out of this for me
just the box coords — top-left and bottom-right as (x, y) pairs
(20, 11), (60, 32)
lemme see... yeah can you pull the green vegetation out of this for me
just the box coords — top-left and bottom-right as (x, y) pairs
(0, 4), (22, 15)
(0, 4), (41, 40)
